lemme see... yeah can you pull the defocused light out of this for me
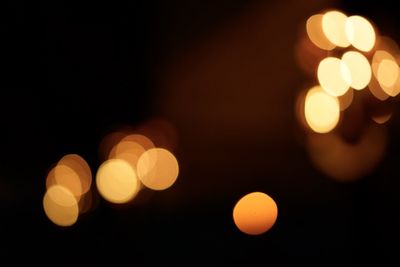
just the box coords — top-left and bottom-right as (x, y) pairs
(341, 51), (371, 90)
(369, 100), (393, 124)
(306, 14), (335, 50)
(58, 154), (92, 195)
(372, 113), (392, 124)
(318, 57), (351, 96)
(110, 141), (145, 168)
(137, 148), (179, 191)
(377, 60), (399, 87)
(304, 86), (340, 133)
(43, 185), (79, 227)
(307, 124), (387, 182)
(322, 11), (350, 47)
(338, 88), (353, 111)
(372, 50), (397, 77)
(96, 159), (140, 204)
(368, 74), (390, 101)
(120, 134), (155, 151)
(46, 165), (83, 200)
(345, 15), (376, 52)
(233, 192), (278, 235)
(109, 134), (154, 170)
(372, 50), (400, 97)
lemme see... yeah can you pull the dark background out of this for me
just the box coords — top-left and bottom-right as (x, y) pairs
(1, 0), (400, 265)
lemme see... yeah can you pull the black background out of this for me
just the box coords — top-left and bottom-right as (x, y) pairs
(1, 0), (400, 265)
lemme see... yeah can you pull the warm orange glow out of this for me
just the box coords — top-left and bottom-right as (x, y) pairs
(307, 124), (387, 182)
(372, 50), (400, 97)
(368, 74), (390, 101)
(306, 14), (335, 50)
(120, 134), (155, 151)
(110, 141), (145, 167)
(318, 57), (351, 96)
(377, 59), (399, 90)
(43, 185), (79, 227)
(372, 50), (396, 77)
(341, 51), (371, 90)
(233, 192), (278, 235)
(304, 86), (340, 133)
(109, 134), (154, 170)
(322, 11), (350, 47)
(137, 148), (179, 191)
(377, 59), (399, 87)
(96, 159), (140, 204)
(345, 15), (376, 52)
(58, 154), (92, 195)
(371, 113), (392, 124)
(369, 101), (393, 124)
(338, 88), (353, 111)
(46, 165), (83, 200)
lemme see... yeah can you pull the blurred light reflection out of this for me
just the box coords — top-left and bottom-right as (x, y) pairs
(307, 124), (387, 182)
(233, 192), (278, 235)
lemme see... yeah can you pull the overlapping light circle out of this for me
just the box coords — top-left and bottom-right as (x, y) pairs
(298, 9), (397, 183)
(42, 119), (179, 227)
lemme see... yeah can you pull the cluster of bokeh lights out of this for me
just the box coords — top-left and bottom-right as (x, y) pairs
(43, 9), (398, 236)
(43, 154), (92, 226)
(42, 119), (179, 227)
(296, 9), (398, 182)
(301, 10), (400, 134)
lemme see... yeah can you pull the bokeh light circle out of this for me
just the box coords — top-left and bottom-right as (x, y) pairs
(233, 192), (278, 235)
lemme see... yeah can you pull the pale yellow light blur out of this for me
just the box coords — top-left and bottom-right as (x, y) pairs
(372, 50), (396, 76)
(377, 60), (399, 87)
(43, 185), (79, 227)
(304, 86), (340, 133)
(318, 57), (351, 96)
(58, 154), (92, 195)
(306, 14), (335, 50)
(341, 51), (371, 90)
(46, 165), (82, 200)
(137, 148), (179, 191)
(96, 159), (140, 204)
(345, 15), (376, 52)
(338, 88), (353, 111)
(233, 192), (278, 235)
(322, 11), (350, 47)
